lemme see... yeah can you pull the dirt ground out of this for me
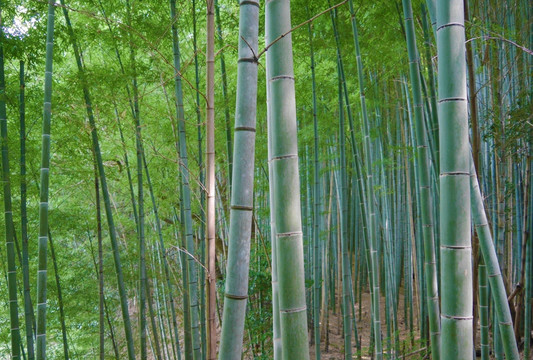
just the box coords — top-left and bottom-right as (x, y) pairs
(309, 290), (424, 360)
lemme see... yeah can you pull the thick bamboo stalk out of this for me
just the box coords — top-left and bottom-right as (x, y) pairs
(265, 0), (310, 358)
(437, 1), (473, 357)
(218, 1), (260, 357)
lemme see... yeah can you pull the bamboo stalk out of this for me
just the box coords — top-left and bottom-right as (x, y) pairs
(1, 5), (22, 358)
(60, 2), (136, 357)
(35, 3), (55, 358)
(218, 1), (260, 357)
(437, 0), (473, 357)
(266, 0), (310, 357)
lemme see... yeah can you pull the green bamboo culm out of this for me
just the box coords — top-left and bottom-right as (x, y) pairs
(265, 0), (310, 358)
(306, 14), (321, 360)
(469, 158), (520, 360)
(20, 59), (36, 360)
(60, 2), (136, 358)
(346, 2), (382, 357)
(218, 1), (260, 358)
(336, 73), (352, 360)
(401, 0), (441, 358)
(437, 0), (473, 357)
(35, 2), (55, 358)
(48, 231), (70, 359)
(0, 4), (22, 359)
(265, 14), (282, 357)
(124, 1), (148, 356)
(214, 0), (233, 190)
(478, 264), (489, 360)
(169, 0), (202, 358)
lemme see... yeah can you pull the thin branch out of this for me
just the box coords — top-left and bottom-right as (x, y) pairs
(167, 245), (211, 280)
(257, 0), (349, 59)
(466, 35), (533, 56)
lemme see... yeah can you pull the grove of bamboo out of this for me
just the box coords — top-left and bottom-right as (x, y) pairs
(0, 0), (531, 359)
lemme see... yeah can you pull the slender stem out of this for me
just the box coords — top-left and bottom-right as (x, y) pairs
(206, 1), (217, 359)
(60, 2), (136, 357)
(35, 3), (55, 358)
(19, 59), (35, 360)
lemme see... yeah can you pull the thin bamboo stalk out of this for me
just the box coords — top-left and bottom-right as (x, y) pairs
(401, 1), (441, 357)
(93, 160), (105, 360)
(214, 0), (233, 190)
(35, 3), (55, 358)
(19, 59), (35, 360)
(1, 5), (22, 358)
(169, 1), (202, 358)
(470, 158), (520, 360)
(48, 232), (70, 359)
(191, 2), (207, 357)
(307, 13), (321, 360)
(206, 1), (217, 358)
(346, 3), (383, 357)
(60, 2), (136, 357)
(479, 264), (489, 360)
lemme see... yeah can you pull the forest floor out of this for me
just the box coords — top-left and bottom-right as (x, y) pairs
(309, 290), (426, 360)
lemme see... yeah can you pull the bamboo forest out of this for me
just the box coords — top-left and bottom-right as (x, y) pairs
(0, 0), (531, 359)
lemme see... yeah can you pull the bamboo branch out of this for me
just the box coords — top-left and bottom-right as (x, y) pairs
(257, 0), (348, 59)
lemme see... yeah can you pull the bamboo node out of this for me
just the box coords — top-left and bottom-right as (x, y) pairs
(437, 22), (465, 31)
(234, 126), (256, 132)
(276, 231), (302, 237)
(280, 306), (306, 314)
(224, 293), (248, 300)
(240, 0), (260, 7)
